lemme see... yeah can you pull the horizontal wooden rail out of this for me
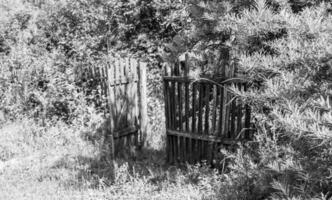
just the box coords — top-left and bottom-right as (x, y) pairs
(167, 129), (241, 145)
(109, 80), (139, 87)
(83, 52), (147, 160)
(113, 126), (138, 139)
(163, 55), (252, 165)
(163, 76), (249, 84)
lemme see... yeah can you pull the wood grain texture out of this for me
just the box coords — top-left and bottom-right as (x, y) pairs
(163, 61), (251, 165)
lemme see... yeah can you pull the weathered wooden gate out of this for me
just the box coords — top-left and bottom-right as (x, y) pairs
(163, 57), (251, 164)
(86, 52), (147, 158)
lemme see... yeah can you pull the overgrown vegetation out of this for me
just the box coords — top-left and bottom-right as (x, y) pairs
(166, 0), (332, 199)
(0, 0), (331, 199)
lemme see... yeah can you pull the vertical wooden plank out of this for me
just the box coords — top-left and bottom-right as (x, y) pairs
(179, 136), (184, 163)
(135, 60), (139, 143)
(184, 81), (190, 163)
(197, 139), (201, 164)
(174, 81), (179, 130)
(171, 80), (176, 130)
(201, 83), (209, 163)
(206, 141), (211, 164)
(126, 57), (132, 78)
(123, 58), (128, 127)
(220, 86), (228, 137)
(168, 134), (173, 163)
(228, 64), (235, 138)
(237, 83), (243, 138)
(174, 136), (178, 164)
(183, 79), (190, 163)
(225, 88), (231, 138)
(230, 89), (236, 139)
(166, 134), (170, 163)
(190, 139), (194, 164)
(128, 134), (132, 156)
(164, 80), (170, 129)
(167, 81), (172, 130)
(183, 137), (187, 163)
(172, 135), (177, 163)
(211, 85), (218, 134)
(218, 86), (224, 137)
(118, 57), (125, 129)
(185, 81), (190, 131)
(192, 138), (197, 164)
(127, 58), (133, 126)
(104, 60), (110, 113)
(204, 83), (210, 135)
(191, 82), (197, 163)
(244, 83), (251, 140)
(175, 81), (181, 162)
(107, 54), (115, 160)
(164, 63), (168, 76)
(211, 142), (216, 167)
(170, 63), (174, 76)
(178, 81), (183, 131)
(201, 140), (205, 163)
(131, 58), (138, 132)
(118, 57), (124, 84)
(198, 139), (202, 162)
(198, 83), (203, 134)
(185, 137), (190, 163)
(138, 62), (148, 147)
(114, 55), (121, 153)
(169, 80), (174, 130)
(114, 56), (120, 130)
(191, 82), (197, 133)
(188, 134), (193, 163)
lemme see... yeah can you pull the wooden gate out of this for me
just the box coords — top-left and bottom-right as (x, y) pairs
(86, 52), (147, 158)
(163, 58), (251, 165)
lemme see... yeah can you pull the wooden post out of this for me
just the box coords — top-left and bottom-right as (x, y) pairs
(105, 53), (116, 182)
(138, 62), (148, 147)
(107, 54), (115, 160)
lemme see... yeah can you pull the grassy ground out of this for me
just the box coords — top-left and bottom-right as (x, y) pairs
(0, 119), (222, 200)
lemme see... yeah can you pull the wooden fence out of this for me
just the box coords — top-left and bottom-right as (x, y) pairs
(163, 56), (252, 165)
(85, 53), (147, 158)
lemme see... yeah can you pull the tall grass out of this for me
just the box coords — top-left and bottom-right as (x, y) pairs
(1, 0), (331, 199)
(0, 116), (224, 200)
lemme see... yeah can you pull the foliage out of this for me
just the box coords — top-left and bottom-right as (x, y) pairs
(163, 0), (332, 199)
(1, 0), (332, 199)
(39, 0), (184, 60)
(33, 0), (186, 148)
(0, 6), (84, 124)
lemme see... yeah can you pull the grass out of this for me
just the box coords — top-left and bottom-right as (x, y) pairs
(0, 118), (222, 200)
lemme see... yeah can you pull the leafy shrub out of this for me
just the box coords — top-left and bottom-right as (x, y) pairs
(1, 0), (331, 199)
(163, 0), (332, 199)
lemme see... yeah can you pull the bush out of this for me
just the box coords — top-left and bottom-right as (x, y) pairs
(163, 0), (332, 199)
(1, 0), (331, 199)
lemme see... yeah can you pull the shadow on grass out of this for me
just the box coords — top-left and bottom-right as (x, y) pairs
(68, 149), (171, 189)
(49, 119), (172, 189)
